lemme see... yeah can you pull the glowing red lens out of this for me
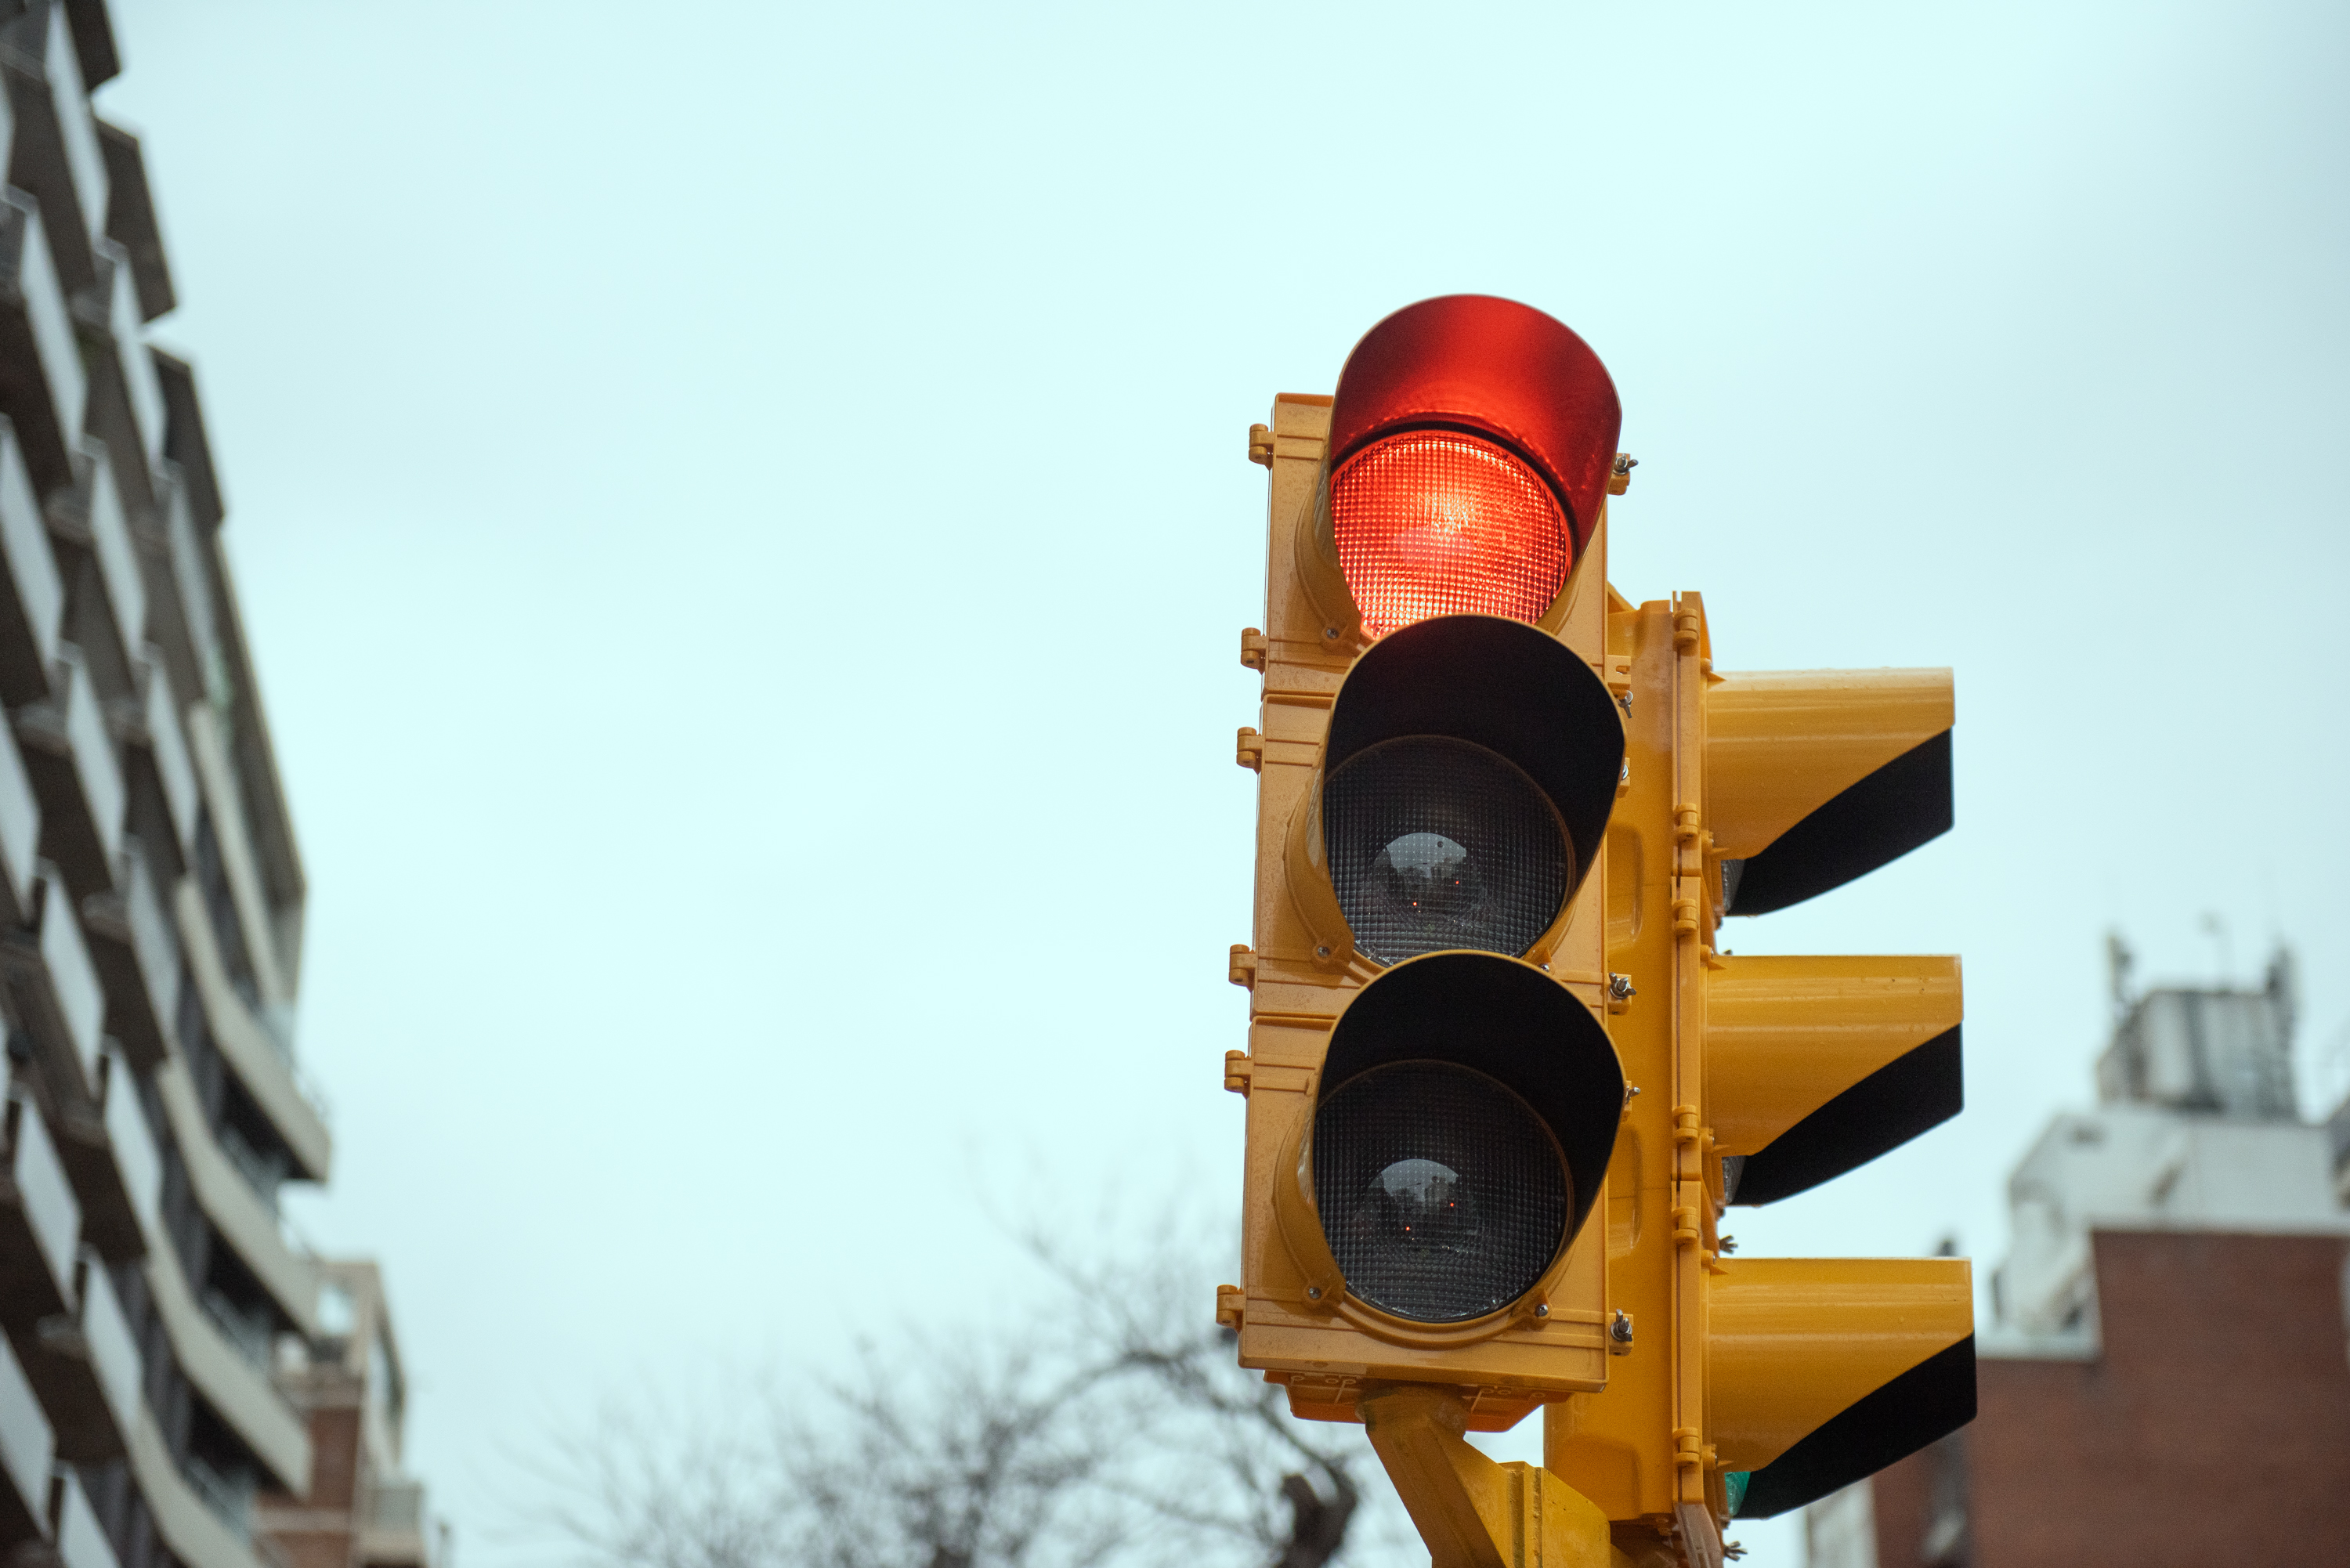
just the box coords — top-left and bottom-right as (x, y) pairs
(1330, 431), (1573, 638)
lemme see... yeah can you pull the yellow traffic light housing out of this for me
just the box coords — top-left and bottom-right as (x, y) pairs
(1230, 296), (1974, 1568)
(1227, 298), (1631, 1432)
(1708, 953), (1961, 1205)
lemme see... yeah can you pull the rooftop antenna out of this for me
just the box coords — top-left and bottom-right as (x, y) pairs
(2315, 1013), (2350, 1121)
(2105, 929), (2134, 1024)
(2200, 911), (2233, 987)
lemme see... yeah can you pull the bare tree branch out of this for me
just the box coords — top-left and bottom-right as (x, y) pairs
(538, 1212), (1405, 1568)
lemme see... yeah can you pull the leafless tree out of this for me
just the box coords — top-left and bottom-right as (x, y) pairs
(544, 1340), (1133, 1568)
(540, 1222), (1403, 1568)
(1025, 1223), (1373, 1568)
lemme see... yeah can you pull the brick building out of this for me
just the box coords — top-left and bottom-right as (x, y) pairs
(255, 1263), (432, 1568)
(1808, 947), (2350, 1566)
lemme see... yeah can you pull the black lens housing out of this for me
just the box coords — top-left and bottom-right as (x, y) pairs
(1325, 736), (1569, 964)
(1315, 1061), (1567, 1322)
(1314, 952), (1625, 1320)
(1324, 616), (1623, 942)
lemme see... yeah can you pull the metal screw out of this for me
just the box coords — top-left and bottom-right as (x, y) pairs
(1323, 626), (1340, 640)
(1619, 760), (1629, 785)
(1534, 1302), (1549, 1319)
(1609, 1310), (1634, 1344)
(1608, 974), (1636, 1002)
(1315, 945), (1332, 959)
(1306, 1285), (1322, 1301)
(1616, 690), (1633, 712)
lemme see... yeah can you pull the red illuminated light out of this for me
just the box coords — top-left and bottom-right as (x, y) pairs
(1331, 431), (1572, 638)
(1326, 296), (1621, 638)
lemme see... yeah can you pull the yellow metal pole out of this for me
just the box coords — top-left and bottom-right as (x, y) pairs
(1361, 1386), (1631, 1568)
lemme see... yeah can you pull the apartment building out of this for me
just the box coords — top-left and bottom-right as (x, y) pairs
(0, 5), (435, 1568)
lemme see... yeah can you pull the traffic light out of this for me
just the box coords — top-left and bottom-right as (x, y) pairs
(1532, 600), (1972, 1558)
(1227, 297), (1974, 1568)
(1225, 296), (1633, 1431)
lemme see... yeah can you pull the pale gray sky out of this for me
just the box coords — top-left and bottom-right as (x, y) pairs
(99, 2), (2350, 1564)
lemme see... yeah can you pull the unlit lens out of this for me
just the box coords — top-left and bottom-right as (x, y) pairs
(1314, 1063), (1567, 1323)
(1325, 738), (1568, 964)
(1330, 431), (1573, 638)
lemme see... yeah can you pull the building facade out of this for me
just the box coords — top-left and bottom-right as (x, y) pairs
(1807, 946), (2350, 1566)
(0, 7), (433, 1568)
(254, 1264), (433, 1568)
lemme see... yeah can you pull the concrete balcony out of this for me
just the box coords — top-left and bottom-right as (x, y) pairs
(2, 865), (103, 1105)
(0, 1324), (52, 1545)
(0, 1086), (78, 1333)
(83, 242), (165, 507)
(121, 658), (196, 868)
(0, 2), (107, 291)
(49, 443), (147, 674)
(47, 1033), (151, 1278)
(81, 840), (178, 1073)
(180, 706), (286, 1017)
(0, 667), (41, 930)
(129, 1406), (268, 1568)
(154, 1057), (316, 1338)
(146, 471), (221, 736)
(92, 121), (172, 324)
(1, 873), (154, 1265)
(98, 1045), (157, 1247)
(14, 645), (125, 901)
(53, 1471), (121, 1568)
(144, 1212), (309, 1496)
(357, 1477), (431, 1568)
(25, 1245), (138, 1463)
(0, 424), (62, 710)
(173, 882), (329, 1185)
(0, 190), (85, 499)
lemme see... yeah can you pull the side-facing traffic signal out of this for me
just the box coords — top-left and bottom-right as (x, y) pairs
(1227, 296), (1976, 1568)
(1543, 597), (1971, 1560)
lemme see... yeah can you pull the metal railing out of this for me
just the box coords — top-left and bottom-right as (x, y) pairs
(99, 1046), (160, 1243)
(179, 1451), (252, 1539)
(213, 1124), (284, 1216)
(197, 1288), (273, 1372)
(38, 862), (105, 1088)
(0, 1324), (53, 1523)
(7, 1086), (79, 1297)
(54, 1471), (123, 1568)
(75, 1249), (142, 1440)
(0, 188), (88, 460)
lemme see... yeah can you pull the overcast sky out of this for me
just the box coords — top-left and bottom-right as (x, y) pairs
(97, 3), (2350, 1564)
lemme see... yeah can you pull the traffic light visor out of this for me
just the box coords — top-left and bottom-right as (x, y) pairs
(1305, 952), (1625, 1324)
(1328, 294), (1620, 641)
(1325, 616), (1622, 954)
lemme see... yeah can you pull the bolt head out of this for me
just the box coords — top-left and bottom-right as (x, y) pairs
(1306, 1285), (1322, 1301)
(1534, 1302), (1549, 1319)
